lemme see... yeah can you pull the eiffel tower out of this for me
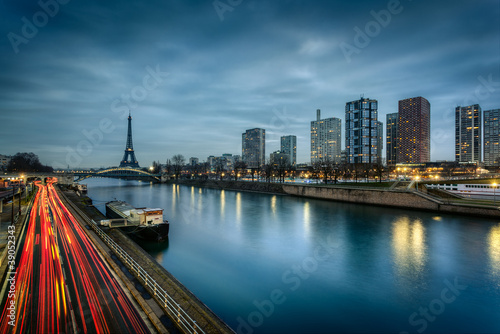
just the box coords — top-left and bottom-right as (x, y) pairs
(119, 112), (140, 168)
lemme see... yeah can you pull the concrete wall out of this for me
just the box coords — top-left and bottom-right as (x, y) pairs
(282, 185), (439, 210)
(282, 185), (500, 219)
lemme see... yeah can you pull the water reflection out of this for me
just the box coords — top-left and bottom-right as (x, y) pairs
(271, 195), (276, 216)
(303, 201), (311, 237)
(392, 217), (427, 286)
(236, 193), (241, 224)
(489, 224), (500, 278)
(220, 190), (225, 218)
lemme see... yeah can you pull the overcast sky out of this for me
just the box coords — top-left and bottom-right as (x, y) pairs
(0, 0), (499, 168)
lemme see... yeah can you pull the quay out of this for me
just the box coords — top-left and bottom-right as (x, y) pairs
(59, 187), (234, 334)
(174, 179), (500, 219)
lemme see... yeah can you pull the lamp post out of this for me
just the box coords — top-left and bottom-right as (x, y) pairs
(415, 176), (420, 191)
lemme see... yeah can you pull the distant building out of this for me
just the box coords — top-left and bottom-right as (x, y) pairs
(242, 128), (266, 169)
(189, 157), (199, 166)
(398, 97), (431, 163)
(270, 151), (289, 166)
(0, 154), (11, 171)
(340, 150), (347, 165)
(376, 120), (383, 164)
(455, 104), (482, 163)
(484, 109), (500, 166)
(280, 135), (297, 167)
(386, 113), (398, 165)
(345, 97), (379, 164)
(310, 109), (341, 164)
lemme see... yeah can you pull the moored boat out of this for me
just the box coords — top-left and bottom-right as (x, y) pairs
(105, 200), (169, 241)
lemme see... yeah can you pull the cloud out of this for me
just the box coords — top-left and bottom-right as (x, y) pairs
(0, 0), (498, 167)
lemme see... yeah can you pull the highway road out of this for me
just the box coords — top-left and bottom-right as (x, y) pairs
(0, 179), (151, 333)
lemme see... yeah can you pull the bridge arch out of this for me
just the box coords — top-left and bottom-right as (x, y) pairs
(74, 167), (161, 182)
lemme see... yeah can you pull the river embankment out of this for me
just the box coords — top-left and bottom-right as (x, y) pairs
(171, 180), (500, 219)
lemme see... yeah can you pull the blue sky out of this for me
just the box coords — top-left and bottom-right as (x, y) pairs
(0, 0), (499, 168)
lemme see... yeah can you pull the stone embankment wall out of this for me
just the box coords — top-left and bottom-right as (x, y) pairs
(282, 185), (500, 219)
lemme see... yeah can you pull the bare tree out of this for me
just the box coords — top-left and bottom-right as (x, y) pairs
(165, 159), (173, 178)
(233, 161), (248, 181)
(261, 160), (274, 183)
(172, 154), (185, 180)
(214, 159), (225, 181)
(275, 156), (290, 183)
(373, 163), (385, 183)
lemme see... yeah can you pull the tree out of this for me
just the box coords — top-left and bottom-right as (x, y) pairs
(275, 156), (290, 183)
(373, 163), (385, 183)
(214, 158), (225, 181)
(233, 161), (247, 181)
(172, 154), (185, 180)
(7, 152), (53, 172)
(150, 160), (161, 174)
(261, 160), (274, 183)
(165, 159), (173, 177)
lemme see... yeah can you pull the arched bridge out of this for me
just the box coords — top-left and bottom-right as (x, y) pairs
(73, 168), (161, 182)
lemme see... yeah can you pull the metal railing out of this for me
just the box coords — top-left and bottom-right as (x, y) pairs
(61, 191), (204, 334)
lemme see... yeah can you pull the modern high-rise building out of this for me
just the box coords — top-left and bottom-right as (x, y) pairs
(386, 113), (398, 165)
(455, 104), (482, 163)
(397, 97), (431, 163)
(242, 128), (266, 169)
(310, 109), (342, 164)
(484, 109), (500, 166)
(345, 97), (378, 164)
(280, 135), (297, 167)
(376, 120), (383, 164)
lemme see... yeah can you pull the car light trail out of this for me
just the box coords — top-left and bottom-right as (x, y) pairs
(0, 179), (150, 333)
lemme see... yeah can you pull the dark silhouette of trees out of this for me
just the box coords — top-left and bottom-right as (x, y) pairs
(7, 152), (53, 172)
(233, 161), (247, 181)
(171, 154), (185, 180)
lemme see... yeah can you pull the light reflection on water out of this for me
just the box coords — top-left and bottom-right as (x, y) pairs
(489, 224), (500, 280)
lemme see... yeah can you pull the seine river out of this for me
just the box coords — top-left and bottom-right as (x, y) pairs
(85, 179), (500, 334)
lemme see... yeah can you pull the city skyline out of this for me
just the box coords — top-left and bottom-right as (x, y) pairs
(0, 1), (498, 167)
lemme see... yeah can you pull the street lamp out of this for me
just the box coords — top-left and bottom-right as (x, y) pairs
(493, 183), (497, 204)
(415, 176), (420, 191)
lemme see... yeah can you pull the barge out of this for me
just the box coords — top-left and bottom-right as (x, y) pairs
(105, 200), (169, 241)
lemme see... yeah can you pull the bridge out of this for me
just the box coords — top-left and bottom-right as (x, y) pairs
(73, 167), (162, 182)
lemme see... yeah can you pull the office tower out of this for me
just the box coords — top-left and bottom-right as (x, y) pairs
(386, 113), (398, 165)
(242, 128), (266, 169)
(280, 135), (297, 167)
(397, 97), (431, 163)
(455, 104), (482, 163)
(345, 97), (378, 164)
(310, 109), (342, 164)
(484, 109), (500, 165)
(376, 120), (383, 164)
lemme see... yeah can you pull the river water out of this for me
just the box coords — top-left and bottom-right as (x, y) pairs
(85, 179), (500, 334)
